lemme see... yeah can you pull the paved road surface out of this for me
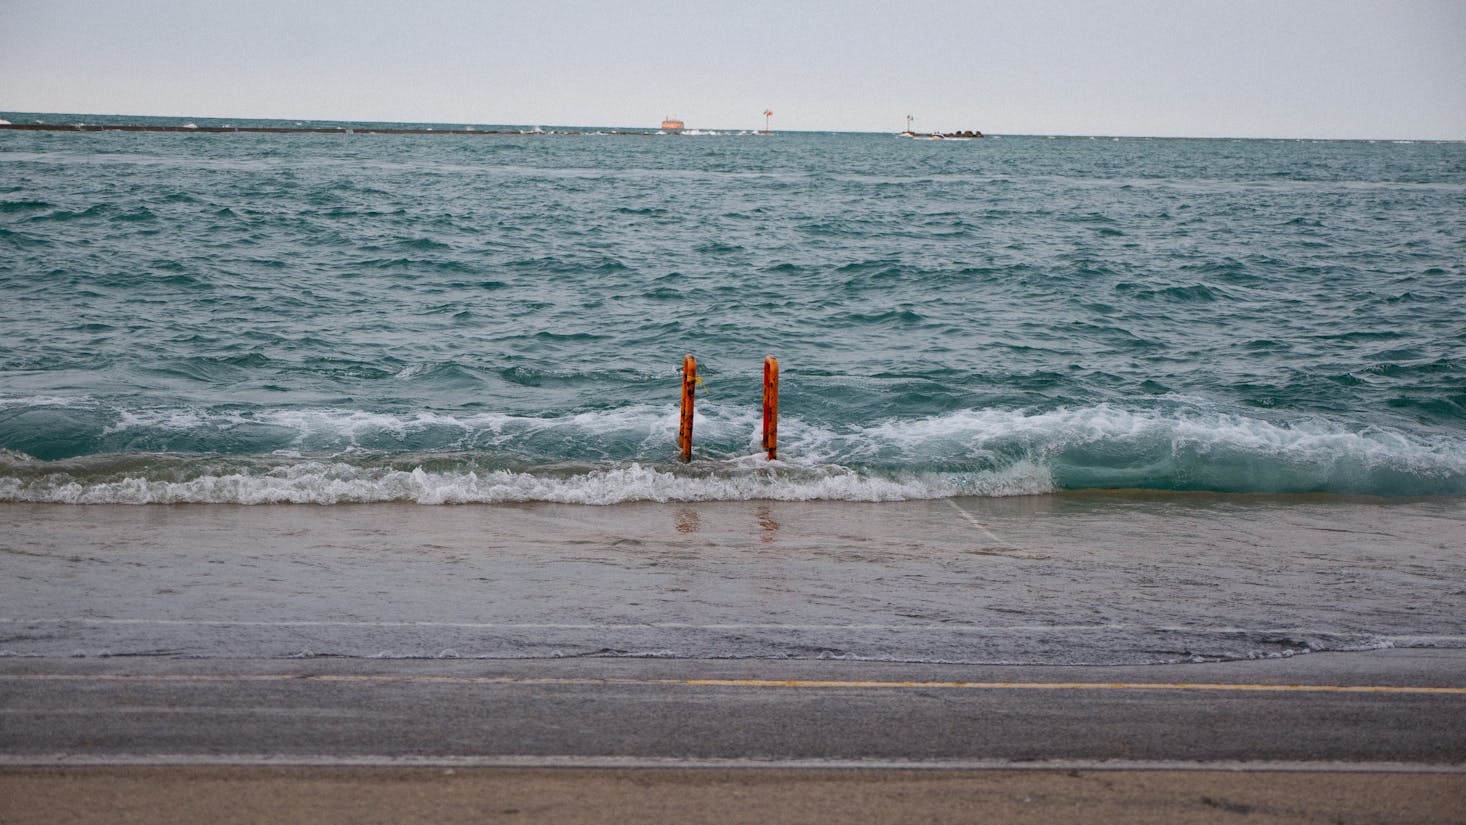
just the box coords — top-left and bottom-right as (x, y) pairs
(4, 651), (1466, 767)
(3, 651), (1465, 823)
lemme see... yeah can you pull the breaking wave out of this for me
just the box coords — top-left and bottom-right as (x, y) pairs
(1, 398), (1462, 503)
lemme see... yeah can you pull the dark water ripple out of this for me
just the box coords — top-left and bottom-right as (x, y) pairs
(2, 121), (1465, 501)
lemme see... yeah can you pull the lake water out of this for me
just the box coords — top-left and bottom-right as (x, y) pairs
(2, 115), (1463, 665)
(3, 115), (1464, 503)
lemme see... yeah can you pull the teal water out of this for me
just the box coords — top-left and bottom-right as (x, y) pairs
(3, 113), (1465, 503)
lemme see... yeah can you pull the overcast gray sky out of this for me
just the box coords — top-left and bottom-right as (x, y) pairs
(3, 0), (1463, 139)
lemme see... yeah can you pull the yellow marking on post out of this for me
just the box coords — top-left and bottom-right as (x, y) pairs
(2, 674), (1464, 695)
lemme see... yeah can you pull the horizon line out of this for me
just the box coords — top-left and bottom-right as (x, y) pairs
(2, 110), (1463, 144)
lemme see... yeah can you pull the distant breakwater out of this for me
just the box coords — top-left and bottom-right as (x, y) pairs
(0, 123), (660, 137)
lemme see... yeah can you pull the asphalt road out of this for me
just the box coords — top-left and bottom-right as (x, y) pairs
(5, 651), (1465, 823)
(4, 650), (1464, 767)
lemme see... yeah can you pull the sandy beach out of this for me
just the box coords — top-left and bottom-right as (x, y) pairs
(3, 765), (1463, 825)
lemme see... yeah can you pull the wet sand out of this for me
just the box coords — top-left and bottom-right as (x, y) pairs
(3, 766), (1463, 825)
(3, 495), (1463, 663)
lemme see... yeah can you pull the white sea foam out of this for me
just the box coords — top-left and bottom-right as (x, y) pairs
(0, 395), (96, 409)
(0, 461), (1018, 505)
(2, 401), (1463, 503)
(94, 404), (677, 447)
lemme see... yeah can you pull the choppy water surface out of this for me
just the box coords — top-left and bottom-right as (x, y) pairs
(3, 114), (1465, 502)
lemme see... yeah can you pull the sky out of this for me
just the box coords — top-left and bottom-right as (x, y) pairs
(2, 0), (1464, 139)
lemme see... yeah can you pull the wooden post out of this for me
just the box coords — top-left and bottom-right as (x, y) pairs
(679, 354), (696, 462)
(762, 355), (779, 460)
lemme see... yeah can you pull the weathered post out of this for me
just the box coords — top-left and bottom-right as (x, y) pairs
(679, 354), (697, 462)
(762, 355), (779, 460)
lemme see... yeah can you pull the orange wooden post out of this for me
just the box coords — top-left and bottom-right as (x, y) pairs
(679, 354), (697, 462)
(762, 355), (779, 460)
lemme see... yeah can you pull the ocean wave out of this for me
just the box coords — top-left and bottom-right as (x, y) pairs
(1, 399), (1463, 502)
(0, 460), (1006, 505)
(781, 406), (1466, 497)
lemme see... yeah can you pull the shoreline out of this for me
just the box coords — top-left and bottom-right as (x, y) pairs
(3, 496), (1463, 664)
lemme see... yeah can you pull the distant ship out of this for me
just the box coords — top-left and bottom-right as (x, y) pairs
(661, 117), (685, 132)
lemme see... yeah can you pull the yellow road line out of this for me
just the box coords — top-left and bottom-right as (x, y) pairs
(2, 673), (1464, 695)
(682, 679), (1466, 694)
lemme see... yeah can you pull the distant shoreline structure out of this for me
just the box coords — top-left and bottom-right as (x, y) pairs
(2, 119), (1459, 143)
(0, 122), (669, 137)
(900, 129), (984, 140)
